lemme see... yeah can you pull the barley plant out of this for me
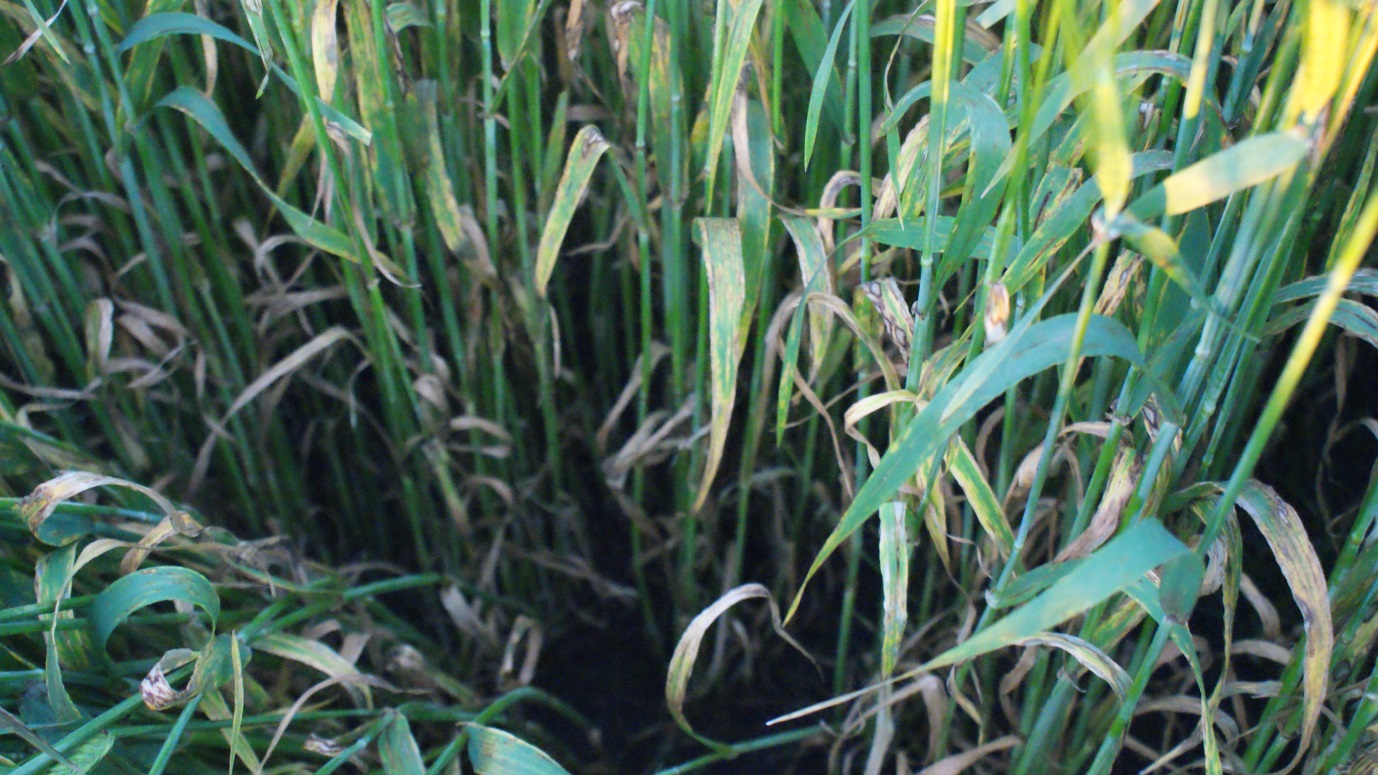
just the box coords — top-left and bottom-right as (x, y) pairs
(1, 0), (1377, 770)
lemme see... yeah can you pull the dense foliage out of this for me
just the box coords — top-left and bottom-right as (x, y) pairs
(1, 0), (1377, 771)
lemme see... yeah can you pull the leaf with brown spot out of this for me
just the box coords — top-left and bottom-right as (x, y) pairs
(1236, 479), (1333, 771)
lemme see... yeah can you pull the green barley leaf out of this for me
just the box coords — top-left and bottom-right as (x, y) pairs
(855, 216), (996, 259)
(0, 707), (78, 771)
(941, 82), (1011, 276)
(1003, 151), (1174, 291)
(704, 0), (765, 205)
(918, 519), (1187, 673)
(118, 12), (258, 55)
(1122, 577), (1219, 774)
(155, 87), (406, 278)
(692, 219), (746, 513)
(802, 0), (852, 171)
(786, 313), (1147, 622)
(1266, 298), (1378, 349)
(870, 13), (998, 65)
(91, 566), (220, 652)
(782, 0), (847, 135)
(39, 729), (111, 774)
(535, 125), (611, 299)
(1273, 267), (1378, 303)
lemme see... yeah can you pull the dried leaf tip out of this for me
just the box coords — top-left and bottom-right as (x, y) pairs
(984, 282), (1010, 346)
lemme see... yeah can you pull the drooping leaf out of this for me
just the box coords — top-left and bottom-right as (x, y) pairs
(1236, 480), (1333, 766)
(773, 520), (1188, 724)
(156, 88), (403, 278)
(669, 584), (810, 748)
(91, 566), (220, 652)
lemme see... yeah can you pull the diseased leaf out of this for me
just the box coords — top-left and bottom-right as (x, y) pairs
(692, 219), (747, 512)
(1294, 0), (1349, 121)
(1127, 133), (1308, 218)
(467, 724), (571, 775)
(771, 520), (1188, 725)
(378, 713), (425, 775)
(1236, 480), (1333, 767)
(703, 0), (765, 206)
(535, 125), (611, 299)
(669, 584), (811, 748)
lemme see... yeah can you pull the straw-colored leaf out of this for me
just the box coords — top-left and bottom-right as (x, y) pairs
(252, 632), (370, 706)
(1014, 633), (1130, 700)
(691, 219), (746, 512)
(669, 584), (810, 746)
(1236, 480), (1333, 767)
(917, 735), (1020, 775)
(21, 471), (184, 546)
(534, 125), (611, 299)
(190, 327), (352, 491)
(467, 724), (571, 775)
(1054, 446), (1139, 562)
(311, 0), (342, 101)
(1294, 0), (1349, 121)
